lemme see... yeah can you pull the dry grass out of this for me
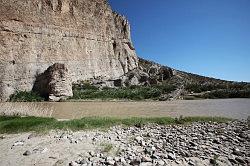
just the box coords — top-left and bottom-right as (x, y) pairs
(0, 103), (53, 117)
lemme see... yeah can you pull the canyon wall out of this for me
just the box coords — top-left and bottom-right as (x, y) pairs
(0, 0), (138, 100)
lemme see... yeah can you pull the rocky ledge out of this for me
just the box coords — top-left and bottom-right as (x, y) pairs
(0, 121), (249, 166)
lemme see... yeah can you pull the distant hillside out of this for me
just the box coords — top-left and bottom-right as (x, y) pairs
(137, 58), (250, 100)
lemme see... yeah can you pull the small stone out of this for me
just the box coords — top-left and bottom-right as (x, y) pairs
(120, 157), (126, 164)
(140, 162), (152, 166)
(141, 156), (152, 162)
(23, 150), (31, 156)
(151, 146), (156, 151)
(212, 138), (221, 144)
(114, 157), (120, 162)
(235, 157), (246, 164)
(145, 147), (152, 155)
(168, 152), (176, 160)
(54, 159), (65, 166)
(175, 160), (181, 164)
(32, 147), (48, 154)
(210, 158), (217, 165)
(156, 160), (165, 166)
(188, 161), (195, 166)
(140, 140), (146, 146)
(59, 133), (68, 139)
(130, 158), (141, 165)
(13, 141), (24, 146)
(135, 136), (143, 143)
(106, 157), (115, 165)
(232, 148), (242, 156)
(69, 161), (78, 166)
(89, 151), (95, 157)
(89, 157), (101, 163)
(151, 154), (159, 159)
(238, 133), (247, 139)
(106, 156), (113, 161)
(189, 141), (196, 146)
(106, 160), (115, 165)
(78, 159), (87, 165)
(228, 158), (237, 164)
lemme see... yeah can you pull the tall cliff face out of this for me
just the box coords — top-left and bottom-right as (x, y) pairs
(0, 0), (138, 100)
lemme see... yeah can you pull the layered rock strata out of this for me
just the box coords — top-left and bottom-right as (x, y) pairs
(0, 0), (138, 101)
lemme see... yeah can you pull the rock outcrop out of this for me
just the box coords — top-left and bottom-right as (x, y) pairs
(0, 0), (138, 101)
(33, 63), (73, 101)
(88, 58), (174, 89)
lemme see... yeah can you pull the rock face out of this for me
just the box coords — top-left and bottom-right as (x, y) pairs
(33, 63), (73, 101)
(0, 0), (138, 101)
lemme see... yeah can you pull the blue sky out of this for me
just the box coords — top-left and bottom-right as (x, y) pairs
(108, 0), (250, 82)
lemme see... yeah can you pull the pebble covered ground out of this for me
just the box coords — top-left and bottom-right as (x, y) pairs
(0, 121), (249, 166)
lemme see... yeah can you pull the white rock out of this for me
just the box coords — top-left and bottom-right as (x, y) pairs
(135, 136), (143, 143)
(13, 141), (24, 146)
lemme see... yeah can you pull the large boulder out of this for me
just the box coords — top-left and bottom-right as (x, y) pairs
(33, 63), (73, 101)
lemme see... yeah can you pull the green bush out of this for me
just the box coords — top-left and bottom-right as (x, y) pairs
(72, 83), (98, 91)
(202, 89), (250, 99)
(185, 83), (227, 93)
(70, 84), (175, 100)
(185, 82), (250, 94)
(9, 91), (44, 102)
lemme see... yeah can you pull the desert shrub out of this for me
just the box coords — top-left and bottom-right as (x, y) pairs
(72, 83), (98, 91)
(153, 84), (177, 93)
(185, 83), (226, 93)
(9, 91), (44, 102)
(70, 84), (173, 100)
(185, 82), (250, 93)
(202, 89), (250, 99)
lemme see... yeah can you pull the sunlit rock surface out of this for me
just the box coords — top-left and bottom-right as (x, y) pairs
(0, 0), (138, 101)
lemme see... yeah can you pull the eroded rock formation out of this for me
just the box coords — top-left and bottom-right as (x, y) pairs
(0, 0), (138, 101)
(88, 58), (174, 89)
(33, 63), (73, 101)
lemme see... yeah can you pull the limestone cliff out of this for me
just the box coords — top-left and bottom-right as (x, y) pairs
(0, 0), (138, 100)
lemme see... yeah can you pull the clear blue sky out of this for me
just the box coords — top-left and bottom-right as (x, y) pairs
(108, 0), (250, 82)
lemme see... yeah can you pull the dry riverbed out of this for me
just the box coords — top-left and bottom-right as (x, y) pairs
(0, 121), (249, 166)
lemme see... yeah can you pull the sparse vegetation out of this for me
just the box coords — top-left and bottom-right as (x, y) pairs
(9, 91), (45, 102)
(202, 89), (250, 99)
(100, 143), (113, 153)
(0, 116), (232, 134)
(185, 82), (250, 99)
(185, 82), (249, 93)
(70, 83), (176, 100)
